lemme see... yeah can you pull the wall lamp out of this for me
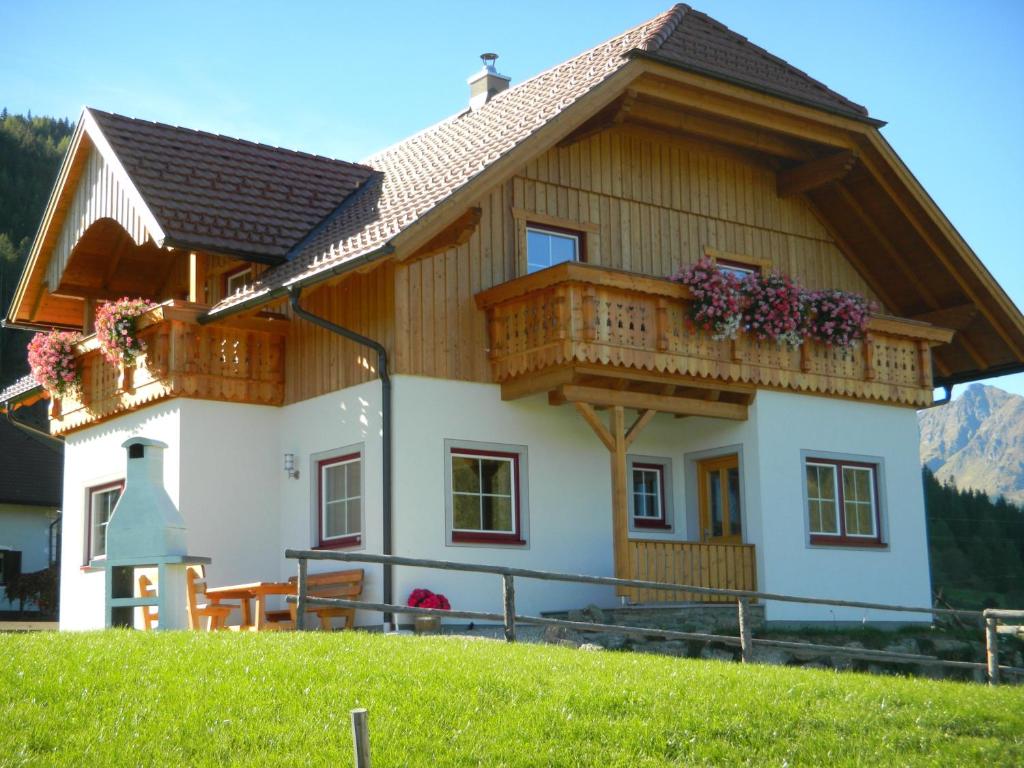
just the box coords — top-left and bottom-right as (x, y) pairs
(284, 453), (300, 480)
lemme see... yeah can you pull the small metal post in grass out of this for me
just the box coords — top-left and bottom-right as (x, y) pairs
(502, 573), (516, 642)
(351, 708), (371, 767)
(737, 597), (753, 663)
(296, 557), (308, 631)
(984, 611), (1000, 685)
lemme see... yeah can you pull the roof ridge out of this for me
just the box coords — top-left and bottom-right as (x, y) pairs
(86, 107), (373, 171)
(638, 3), (691, 53)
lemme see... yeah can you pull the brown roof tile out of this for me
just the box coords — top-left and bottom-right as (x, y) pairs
(206, 4), (869, 315)
(89, 109), (377, 261)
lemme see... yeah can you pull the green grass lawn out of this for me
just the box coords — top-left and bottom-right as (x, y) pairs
(1, 631), (1021, 767)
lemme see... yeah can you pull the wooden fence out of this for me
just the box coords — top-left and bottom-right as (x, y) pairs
(285, 549), (1023, 685)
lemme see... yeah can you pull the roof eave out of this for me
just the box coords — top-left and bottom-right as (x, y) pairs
(626, 49), (886, 128)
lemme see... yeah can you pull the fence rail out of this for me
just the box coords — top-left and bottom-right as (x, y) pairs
(284, 549), (1023, 685)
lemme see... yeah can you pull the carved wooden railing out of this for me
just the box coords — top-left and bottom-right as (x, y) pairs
(475, 263), (955, 408)
(50, 301), (286, 435)
(626, 540), (756, 603)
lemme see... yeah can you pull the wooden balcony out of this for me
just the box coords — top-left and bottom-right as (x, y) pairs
(475, 262), (955, 410)
(625, 540), (757, 603)
(50, 301), (286, 435)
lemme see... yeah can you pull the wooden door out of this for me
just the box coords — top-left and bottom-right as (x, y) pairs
(697, 455), (743, 544)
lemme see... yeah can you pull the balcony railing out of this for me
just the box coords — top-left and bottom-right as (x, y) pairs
(51, 301), (286, 435)
(476, 263), (954, 408)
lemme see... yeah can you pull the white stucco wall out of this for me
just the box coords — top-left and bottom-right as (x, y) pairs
(751, 390), (932, 622)
(57, 376), (933, 629)
(0, 504), (57, 611)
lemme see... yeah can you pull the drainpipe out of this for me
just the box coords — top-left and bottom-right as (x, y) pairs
(288, 286), (394, 631)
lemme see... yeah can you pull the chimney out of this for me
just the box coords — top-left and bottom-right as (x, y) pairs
(105, 437), (188, 561)
(467, 53), (510, 111)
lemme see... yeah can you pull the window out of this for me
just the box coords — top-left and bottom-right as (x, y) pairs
(704, 248), (768, 280)
(87, 482), (123, 561)
(317, 453), (362, 548)
(445, 441), (528, 545)
(805, 458), (883, 546)
(715, 258), (758, 280)
(526, 226), (581, 273)
(631, 463), (671, 529)
(0, 550), (20, 586)
(224, 266), (253, 296)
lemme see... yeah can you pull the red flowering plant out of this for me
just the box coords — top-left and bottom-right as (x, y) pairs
(739, 271), (807, 347)
(669, 257), (742, 340)
(805, 289), (874, 348)
(27, 330), (82, 397)
(407, 588), (451, 611)
(95, 297), (156, 366)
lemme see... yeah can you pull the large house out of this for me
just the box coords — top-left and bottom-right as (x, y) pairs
(5, 4), (1024, 629)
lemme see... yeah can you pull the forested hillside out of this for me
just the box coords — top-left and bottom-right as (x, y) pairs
(924, 467), (1024, 609)
(0, 110), (73, 389)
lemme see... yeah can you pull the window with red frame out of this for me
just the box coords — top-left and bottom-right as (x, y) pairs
(87, 481), (123, 562)
(450, 449), (523, 543)
(632, 463), (669, 528)
(318, 453), (362, 548)
(805, 459), (883, 546)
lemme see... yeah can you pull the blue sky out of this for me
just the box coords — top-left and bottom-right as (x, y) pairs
(2, 0), (1022, 397)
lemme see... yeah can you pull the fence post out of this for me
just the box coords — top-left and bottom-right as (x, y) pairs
(351, 708), (371, 768)
(296, 557), (308, 632)
(502, 573), (516, 642)
(984, 610), (999, 685)
(737, 597), (752, 663)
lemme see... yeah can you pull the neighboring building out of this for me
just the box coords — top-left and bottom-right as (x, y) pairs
(0, 412), (63, 613)
(5, 4), (1024, 629)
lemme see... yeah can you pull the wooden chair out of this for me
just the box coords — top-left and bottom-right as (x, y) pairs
(265, 569), (364, 631)
(138, 573), (158, 630)
(185, 565), (233, 631)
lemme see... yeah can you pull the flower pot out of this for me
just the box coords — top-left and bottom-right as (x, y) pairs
(414, 615), (441, 635)
(118, 362), (136, 394)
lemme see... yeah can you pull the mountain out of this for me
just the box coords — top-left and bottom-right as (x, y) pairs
(919, 383), (1024, 505)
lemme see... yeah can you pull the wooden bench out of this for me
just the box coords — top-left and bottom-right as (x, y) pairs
(265, 569), (364, 631)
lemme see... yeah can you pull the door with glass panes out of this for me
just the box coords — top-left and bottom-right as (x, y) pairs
(697, 455), (743, 544)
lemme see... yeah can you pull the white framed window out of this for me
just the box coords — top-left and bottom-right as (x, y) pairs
(444, 440), (528, 546)
(224, 266), (253, 296)
(526, 226), (580, 274)
(87, 481), (123, 561)
(804, 458), (883, 546)
(317, 452), (362, 548)
(628, 456), (673, 531)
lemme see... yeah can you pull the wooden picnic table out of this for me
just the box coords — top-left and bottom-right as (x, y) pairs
(205, 581), (295, 631)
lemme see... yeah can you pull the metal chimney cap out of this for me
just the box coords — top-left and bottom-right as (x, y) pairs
(480, 52), (499, 73)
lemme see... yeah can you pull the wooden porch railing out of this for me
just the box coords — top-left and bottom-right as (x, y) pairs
(475, 263), (954, 408)
(626, 540), (756, 603)
(51, 300), (286, 435)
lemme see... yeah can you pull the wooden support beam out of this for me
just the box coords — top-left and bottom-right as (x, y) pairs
(404, 207), (482, 262)
(570, 365), (756, 397)
(625, 409), (656, 448)
(573, 402), (614, 451)
(500, 367), (575, 401)
(610, 405), (629, 590)
(188, 251), (208, 304)
(777, 151), (857, 197)
(911, 303), (979, 331)
(554, 384), (748, 420)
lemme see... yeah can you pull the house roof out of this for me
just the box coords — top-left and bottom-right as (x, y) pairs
(0, 417), (63, 508)
(206, 2), (871, 317)
(88, 109), (377, 261)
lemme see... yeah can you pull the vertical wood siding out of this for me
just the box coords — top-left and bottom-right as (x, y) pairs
(389, 128), (877, 385)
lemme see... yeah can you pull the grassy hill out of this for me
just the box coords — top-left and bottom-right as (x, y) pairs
(1, 631), (1020, 766)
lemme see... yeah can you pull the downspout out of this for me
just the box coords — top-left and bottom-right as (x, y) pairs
(288, 285), (394, 631)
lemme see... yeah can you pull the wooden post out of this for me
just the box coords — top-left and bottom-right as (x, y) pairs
(502, 574), (516, 642)
(738, 597), (753, 663)
(610, 406), (629, 593)
(351, 708), (371, 768)
(984, 612), (999, 685)
(82, 297), (96, 335)
(188, 251), (207, 304)
(296, 557), (308, 631)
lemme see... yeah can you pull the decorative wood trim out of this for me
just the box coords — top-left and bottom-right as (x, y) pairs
(776, 151), (857, 197)
(511, 207), (600, 233)
(403, 207), (482, 263)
